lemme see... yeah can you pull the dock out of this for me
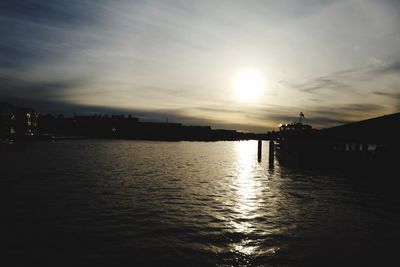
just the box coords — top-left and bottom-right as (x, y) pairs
(272, 112), (400, 172)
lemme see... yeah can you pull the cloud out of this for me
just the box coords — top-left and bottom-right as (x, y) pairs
(193, 106), (244, 114)
(375, 61), (400, 75)
(338, 103), (383, 113)
(288, 58), (400, 96)
(0, 74), (83, 99)
(297, 76), (350, 93)
(373, 91), (400, 98)
(373, 91), (400, 110)
(285, 66), (367, 94)
(0, 1), (103, 26)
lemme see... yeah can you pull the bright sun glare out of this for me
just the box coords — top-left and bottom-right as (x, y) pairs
(233, 69), (264, 102)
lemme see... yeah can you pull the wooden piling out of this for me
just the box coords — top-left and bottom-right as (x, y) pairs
(361, 143), (368, 152)
(258, 140), (262, 162)
(269, 140), (275, 166)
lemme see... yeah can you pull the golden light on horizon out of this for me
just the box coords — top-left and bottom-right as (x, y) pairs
(233, 69), (264, 102)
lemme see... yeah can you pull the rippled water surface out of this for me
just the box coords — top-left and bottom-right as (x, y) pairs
(1, 140), (399, 266)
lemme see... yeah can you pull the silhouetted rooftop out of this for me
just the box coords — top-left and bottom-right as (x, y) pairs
(324, 112), (400, 143)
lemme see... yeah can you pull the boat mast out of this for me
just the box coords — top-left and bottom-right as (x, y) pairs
(299, 112), (305, 124)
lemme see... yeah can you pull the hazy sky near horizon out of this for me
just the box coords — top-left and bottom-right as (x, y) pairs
(1, 0), (400, 132)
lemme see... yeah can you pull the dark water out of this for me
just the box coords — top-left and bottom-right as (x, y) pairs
(1, 140), (399, 266)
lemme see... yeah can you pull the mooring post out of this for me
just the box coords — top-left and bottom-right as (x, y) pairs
(361, 143), (368, 153)
(269, 140), (275, 166)
(258, 140), (262, 162)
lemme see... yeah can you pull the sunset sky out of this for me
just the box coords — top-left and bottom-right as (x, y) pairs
(1, 0), (399, 132)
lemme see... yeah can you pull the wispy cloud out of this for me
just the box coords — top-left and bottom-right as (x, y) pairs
(289, 58), (400, 94)
(375, 61), (400, 75)
(373, 91), (400, 110)
(0, 74), (83, 99)
(373, 91), (400, 98)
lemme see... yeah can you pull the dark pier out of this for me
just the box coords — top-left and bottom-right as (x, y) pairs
(273, 112), (400, 174)
(256, 140), (275, 167)
(269, 141), (275, 167)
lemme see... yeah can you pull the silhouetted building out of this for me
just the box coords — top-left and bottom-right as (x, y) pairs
(323, 112), (400, 145)
(0, 103), (16, 138)
(0, 103), (37, 139)
(35, 112), (258, 141)
(38, 114), (141, 138)
(15, 108), (38, 136)
(73, 115), (140, 137)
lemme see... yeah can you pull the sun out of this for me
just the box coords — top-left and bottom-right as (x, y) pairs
(233, 69), (264, 102)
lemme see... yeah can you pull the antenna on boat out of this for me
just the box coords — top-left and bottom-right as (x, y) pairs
(299, 112), (305, 123)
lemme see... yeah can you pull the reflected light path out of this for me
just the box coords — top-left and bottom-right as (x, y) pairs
(230, 141), (264, 256)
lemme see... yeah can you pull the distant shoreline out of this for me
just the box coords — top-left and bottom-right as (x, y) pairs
(0, 135), (266, 144)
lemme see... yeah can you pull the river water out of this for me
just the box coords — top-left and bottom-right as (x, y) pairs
(1, 140), (399, 266)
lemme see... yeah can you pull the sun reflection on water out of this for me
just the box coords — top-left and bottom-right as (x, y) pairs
(234, 141), (261, 215)
(230, 141), (263, 255)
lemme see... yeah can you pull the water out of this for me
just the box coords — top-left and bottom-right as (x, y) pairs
(1, 140), (399, 266)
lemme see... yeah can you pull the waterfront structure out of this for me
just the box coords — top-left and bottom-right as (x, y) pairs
(274, 112), (400, 173)
(36, 113), (262, 141)
(2, 102), (265, 141)
(0, 103), (37, 139)
(16, 108), (38, 136)
(0, 103), (16, 138)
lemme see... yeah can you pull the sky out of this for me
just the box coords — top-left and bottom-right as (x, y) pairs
(1, 0), (399, 132)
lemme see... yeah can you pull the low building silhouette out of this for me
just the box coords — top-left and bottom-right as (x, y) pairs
(16, 107), (38, 136)
(35, 113), (261, 141)
(2, 102), (264, 141)
(0, 103), (16, 138)
(0, 103), (37, 139)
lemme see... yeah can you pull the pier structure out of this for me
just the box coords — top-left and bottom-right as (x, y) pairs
(323, 112), (400, 152)
(256, 139), (275, 167)
(269, 140), (275, 167)
(273, 112), (400, 171)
